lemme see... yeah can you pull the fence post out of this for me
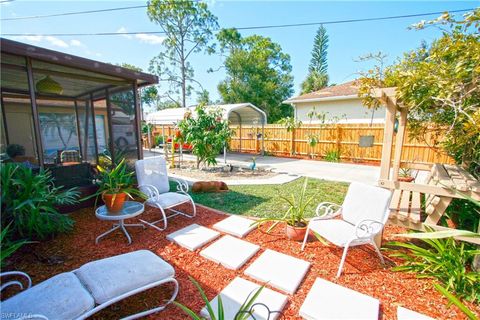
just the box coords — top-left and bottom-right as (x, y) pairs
(336, 126), (342, 156)
(291, 128), (296, 155)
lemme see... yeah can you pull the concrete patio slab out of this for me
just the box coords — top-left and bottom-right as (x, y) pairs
(200, 235), (260, 270)
(397, 307), (434, 320)
(213, 215), (256, 238)
(244, 249), (310, 294)
(299, 278), (379, 320)
(200, 277), (288, 320)
(166, 224), (219, 251)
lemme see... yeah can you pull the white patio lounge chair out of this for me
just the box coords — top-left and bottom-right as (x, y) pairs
(301, 182), (392, 278)
(135, 157), (196, 231)
(0, 250), (178, 320)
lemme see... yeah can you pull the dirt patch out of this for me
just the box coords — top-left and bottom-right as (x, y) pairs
(169, 160), (278, 181)
(3, 205), (478, 319)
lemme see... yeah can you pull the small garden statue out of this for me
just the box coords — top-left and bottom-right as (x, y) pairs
(249, 157), (256, 171)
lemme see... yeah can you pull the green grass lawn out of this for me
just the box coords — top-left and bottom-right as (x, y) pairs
(179, 177), (349, 219)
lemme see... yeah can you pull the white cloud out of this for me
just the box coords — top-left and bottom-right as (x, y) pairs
(14, 35), (69, 48)
(44, 36), (69, 48)
(117, 26), (132, 39)
(70, 39), (83, 47)
(135, 33), (165, 45)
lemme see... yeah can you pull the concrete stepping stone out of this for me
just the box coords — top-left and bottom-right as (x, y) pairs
(397, 307), (435, 320)
(244, 249), (310, 294)
(299, 278), (379, 320)
(166, 224), (219, 251)
(200, 235), (260, 270)
(201, 277), (288, 320)
(213, 215), (256, 238)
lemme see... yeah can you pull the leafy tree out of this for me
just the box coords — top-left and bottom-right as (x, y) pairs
(216, 28), (294, 122)
(358, 9), (480, 171)
(196, 89), (212, 105)
(147, 0), (218, 108)
(301, 70), (328, 94)
(178, 106), (232, 168)
(301, 25), (329, 94)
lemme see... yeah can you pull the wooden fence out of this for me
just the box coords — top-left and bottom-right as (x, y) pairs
(146, 124), (454, 165)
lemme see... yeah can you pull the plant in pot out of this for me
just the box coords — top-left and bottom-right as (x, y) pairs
(398, 168), (415, 182)
(6, 144), (26, 160)
(89, 159), (146, 212)
(253, 178), (315, 241)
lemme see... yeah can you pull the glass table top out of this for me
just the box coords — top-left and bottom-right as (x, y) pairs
(96, 201), (144, 220)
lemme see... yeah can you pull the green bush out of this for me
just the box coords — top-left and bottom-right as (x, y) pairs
(6, 144), (25, 158)
(388, 236), (480, 302)
(324, 150), (340, 162)
(0, 163), (79, 240)
(155, 135), (165, 146)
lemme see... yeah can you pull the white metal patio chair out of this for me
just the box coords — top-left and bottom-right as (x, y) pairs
(135, 157), (196, 231)
(0, 250), (178, 320)
(301, 182), (392, 278)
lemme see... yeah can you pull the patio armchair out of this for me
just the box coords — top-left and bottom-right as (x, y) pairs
(0, 250), (178, 320)
(135, 157), (196, 231)
(301, 182), (392, 277)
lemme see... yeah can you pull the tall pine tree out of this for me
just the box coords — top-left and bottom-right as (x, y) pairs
(301, 25), (329, 94)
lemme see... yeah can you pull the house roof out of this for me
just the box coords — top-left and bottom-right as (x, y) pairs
(284, 80), (360, 104)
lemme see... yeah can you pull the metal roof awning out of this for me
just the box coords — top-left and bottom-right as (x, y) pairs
(145, 103), (267, 126)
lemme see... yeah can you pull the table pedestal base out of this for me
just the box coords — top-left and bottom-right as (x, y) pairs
(96, 220), (146, 245)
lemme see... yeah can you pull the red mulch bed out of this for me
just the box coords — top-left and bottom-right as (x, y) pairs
(3, 204), (478, 319)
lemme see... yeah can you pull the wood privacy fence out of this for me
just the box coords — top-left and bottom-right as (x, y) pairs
(147, 124), (454, 165)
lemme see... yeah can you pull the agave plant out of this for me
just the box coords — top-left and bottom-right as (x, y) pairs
(253, 178), (316, 230)
(174, 276), (265, 320)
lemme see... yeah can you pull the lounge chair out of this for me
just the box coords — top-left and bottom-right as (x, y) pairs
(135, 157), (196, 231)
(301, 182), (392, 277)
(1, 250), (178, 320)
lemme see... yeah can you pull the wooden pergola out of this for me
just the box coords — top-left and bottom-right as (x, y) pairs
(374, 87), (480, 244)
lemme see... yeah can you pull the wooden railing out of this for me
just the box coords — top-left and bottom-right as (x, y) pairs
(146, 124), (454, 165)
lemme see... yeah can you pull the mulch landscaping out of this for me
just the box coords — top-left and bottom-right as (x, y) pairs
(3, 204), (479, 320)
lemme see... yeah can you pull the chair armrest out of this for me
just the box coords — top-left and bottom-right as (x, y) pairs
(354, 219), (384, 239)
(138, 184), (160, 199)
(1, 271), (32, 292)
(171, 178), (189, 193)
(314, 202), (342, 219)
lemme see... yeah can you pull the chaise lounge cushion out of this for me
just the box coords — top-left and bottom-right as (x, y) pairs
(1, 272), (95, 320)
(74, 250), (175, 304)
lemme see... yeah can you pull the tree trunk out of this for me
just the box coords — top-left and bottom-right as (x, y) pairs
(196, 156), (200, 169)
(180, 38), (186, 108)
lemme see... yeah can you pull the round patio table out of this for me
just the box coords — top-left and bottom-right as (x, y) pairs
(95, 201), (145, 245)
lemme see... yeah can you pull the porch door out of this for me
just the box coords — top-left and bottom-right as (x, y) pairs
(6, 112), (36, 158)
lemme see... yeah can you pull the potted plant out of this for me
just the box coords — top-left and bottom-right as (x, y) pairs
(398, 168), (415, 182)
(89, 159), (146, 212)
(253, 178), (315, 241)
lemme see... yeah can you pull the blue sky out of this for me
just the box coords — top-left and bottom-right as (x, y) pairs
(1, 1), (478, 107)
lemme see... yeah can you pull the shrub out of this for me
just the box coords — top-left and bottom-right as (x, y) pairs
(324, 150), (340, 162)
(6, 144), (25, 158)
(178, 106), (232, 168)
(155, 135), (165, 146)
(388, 236), (480, 302)
(0, 163), (79, 240)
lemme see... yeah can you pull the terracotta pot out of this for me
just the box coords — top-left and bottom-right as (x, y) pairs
(102, 192), (127, 212)
(285, 223), (307, 241)
(398, 176), (415, 183)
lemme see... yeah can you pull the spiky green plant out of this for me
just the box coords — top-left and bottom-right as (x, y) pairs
(0, 224), (29, 267)
(0, 163), (79, 240)
(174, 276), (265, 320)
(387, 234), (480, 302)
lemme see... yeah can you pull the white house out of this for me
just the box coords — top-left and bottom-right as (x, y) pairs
(283, 80), (385, 124)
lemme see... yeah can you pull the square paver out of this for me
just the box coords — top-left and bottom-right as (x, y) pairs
(299, 278), (379, 320)
(201, 277), (288, 320)
(213, 215), (256, 238)
(397, 307), (434, 320)
(166, 224), (219, 251)
(200, 235), (260, 270)
(244, 249), (310, 294)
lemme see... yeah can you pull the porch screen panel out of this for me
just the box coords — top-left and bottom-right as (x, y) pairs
(109, 88), (139, 165)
